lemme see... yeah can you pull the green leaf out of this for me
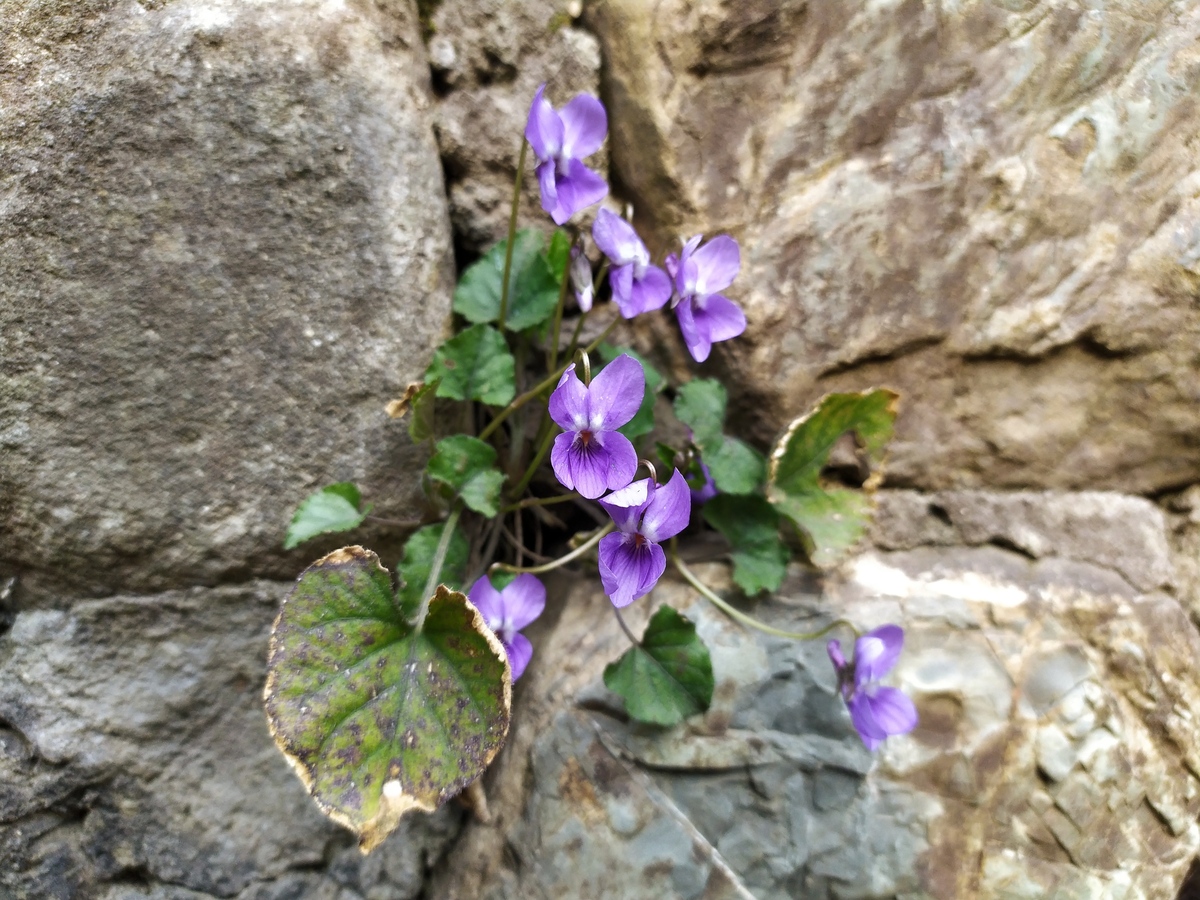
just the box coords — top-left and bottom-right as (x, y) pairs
(546, 229), (571, 282)
(673, 379), (726, 452)
(426, 324), (516, 406)
(285, 483), (368, 550)
(426, 435), (505, 516)
(603, 605), (714, 726)
(452, 230), (561, 331)
(766, 389), (899, 568)
(598, 343), (664, 441)
(265, 548), (511, 853)
(702, 495), (787, 595)
(396, 522), (470, 619)
(706, 437), (766, 495)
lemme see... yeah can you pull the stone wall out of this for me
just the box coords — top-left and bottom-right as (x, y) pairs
(3, 1), (1200, 898)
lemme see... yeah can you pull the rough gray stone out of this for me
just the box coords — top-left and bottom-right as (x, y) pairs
(431, 491), (1200, 899)
(588, 0), (1200, 494)
(428, 0), (603, 254)
(0, 0), (455, 599)
(0, 580), (461, 899)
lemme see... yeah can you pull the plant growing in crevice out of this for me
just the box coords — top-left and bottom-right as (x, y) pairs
(265, 83), (916, 851)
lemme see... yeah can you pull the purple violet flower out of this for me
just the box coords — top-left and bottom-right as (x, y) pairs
(688, 461), (718, 505)
(666, 234), (747, 362)
(597, 470), (691, 608)
(525, 85), (608, 225)
(569, 245), (594, 312)
(468, 573), (546, 681)
(549, 354), (644, 499)
(591, 208), (672, 318)
(827, 625), (918, 751)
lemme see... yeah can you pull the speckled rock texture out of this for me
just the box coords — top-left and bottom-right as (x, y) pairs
(431, 492), (1199, 900)
(0, 0), (455, 599)
(589, 0), (1200, 494)
(427, 0), (603, 255)
(0, 580), (461, 899)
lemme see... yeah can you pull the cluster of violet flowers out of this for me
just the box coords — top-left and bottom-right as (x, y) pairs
(469, 85), (915, 750)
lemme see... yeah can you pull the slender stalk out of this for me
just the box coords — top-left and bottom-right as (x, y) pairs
(548, 249), (571, 371)
(500, 492), (579, 513)
(670, 547), (859, 642)
(365, 514), (421, 528)
(491, 523), (614, 575)
(478, 318), (620, 441)
(511, 416), (556, 498)
(612, 605), (640, 646)
(414, 506), (463, 632)
(496, 140), (528, 330)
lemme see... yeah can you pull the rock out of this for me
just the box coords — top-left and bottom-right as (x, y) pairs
(0, 0), (455, 599)
(432, 491), (1200, 899)
(588, 0), (1200, 493)
(427, 0), (603, 255)
(0, 580), (461, 899)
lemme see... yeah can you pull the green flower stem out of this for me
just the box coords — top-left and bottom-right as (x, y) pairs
(497, 139), (528, 330)
(612, 604), (640, 646)
(478, 318), (619, 442)
(491, 523), (614, 575)
(511, 414), (557, 498)
(669, 547), (859, 642)
(500, 492), (580, 513)
(548, 249), (572, 371)
(415, 505), (463, 632)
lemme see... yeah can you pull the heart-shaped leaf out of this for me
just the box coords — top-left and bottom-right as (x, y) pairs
(426, 435), (505, 517)
(702, 494), (787, 595)
(265, 547), (511, 852)
(426, 324), (516, 406)
(396, 522), (470, 619)
(766, 389), (898, 568)
(673, 379), (764, 495)
(603, 605), (713, 726)
(452, 229), (561, 331)
(284, 483), (368, 550)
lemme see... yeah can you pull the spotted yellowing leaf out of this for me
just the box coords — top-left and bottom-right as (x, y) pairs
(264, 547), (511, 852)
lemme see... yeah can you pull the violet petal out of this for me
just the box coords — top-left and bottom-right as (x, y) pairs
(505, 632), (534, 681)
(693, 293), (746, 344)
(599, 478), (652, 533)
(549, 159), (608, 225)
(854, 624), (905, 685)
(525, 85), (563, 160)
(559, 94), (607, 159)
(691, 235), (740, 294)
(467, 575), (505, 628)
(588, 353), (645, 431)
(593, 430), (638, 493)
(675, 297), (712, 362)
(640, 469), (691, 543)
(502, 573), (546, 631)
(598, 533), (666, 608)
(548, 364), (588, 431)
(610, 263), (635, 316)
(536, 160), (559, 217)
(549, 431), (579, 492)
(628, 266), (672, 315)
(592, 207), (640, 265)
(564, 435), (616, 500)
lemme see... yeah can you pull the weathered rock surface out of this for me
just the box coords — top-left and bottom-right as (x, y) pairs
(590, 0), (1200, 494)
(428, 0), (603, 255)
(0, 580), (461, 899)
(0, 0), (454, 599)
(431, 491), (1200, 899)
